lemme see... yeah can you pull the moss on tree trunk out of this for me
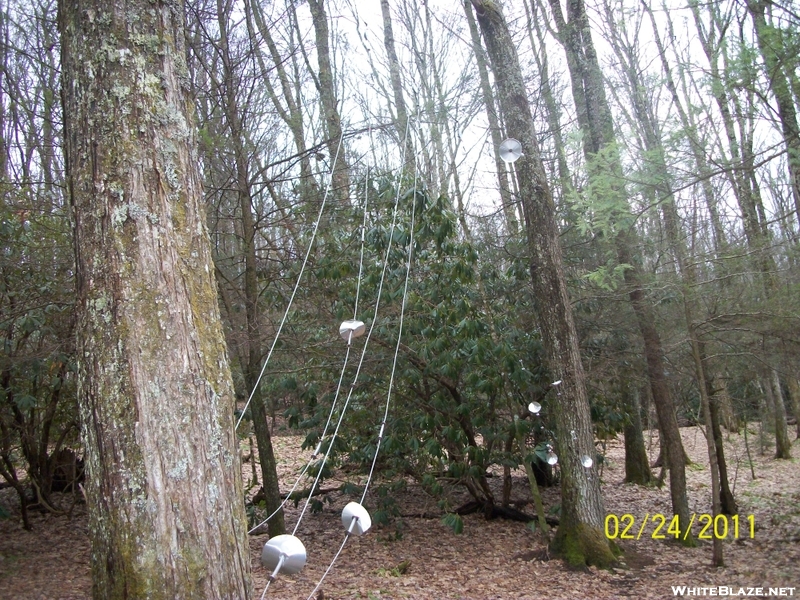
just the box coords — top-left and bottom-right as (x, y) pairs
(552, 522), (618, 568)
(59, 1), (253, 597)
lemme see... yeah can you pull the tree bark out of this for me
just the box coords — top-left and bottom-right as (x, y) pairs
(770, 369), (792, 459)
(623, 386), (652, 485)
(60, 1), (252, 597)
(471, 0), (614, 568)
(307, 0), (350, 205)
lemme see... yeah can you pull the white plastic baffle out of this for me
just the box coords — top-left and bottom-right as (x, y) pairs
(341, 501), (372, 536)
(546, 444), (559, 466)
(261, 534), (307, 581)
(499, 138), (523, 163)
(339, 320), (366, 344)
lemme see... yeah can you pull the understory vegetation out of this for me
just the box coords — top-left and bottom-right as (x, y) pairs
(2, 0), (800, 590)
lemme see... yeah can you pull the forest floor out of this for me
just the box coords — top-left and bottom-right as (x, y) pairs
(1, 424), (798, 599)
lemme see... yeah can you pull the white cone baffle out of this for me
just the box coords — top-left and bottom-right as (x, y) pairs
(581, 455), (593, 468)
(528, 401), (542, 415)
(546, 451), (559, 466)
(339, 320), (366, 343)
(261, 534), (307, 580)
(499, 138), (523, 163)
(341, 501), (372, 536)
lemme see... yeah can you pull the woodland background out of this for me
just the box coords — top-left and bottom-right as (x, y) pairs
(1, 0), (799, 595)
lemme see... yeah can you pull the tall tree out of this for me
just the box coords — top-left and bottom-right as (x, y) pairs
(748, 0), (800, 227)
(59, 0), (252, 597)
(306, 0), (351, 204)
(471, 0), (615, 568)
(604, 0), (736, 516)
(463, 0), (518, 234)
(380, 0), (415, 173)
(546, 0), (694, 544)
(0, 0), (81, 530)
(213, 0), (285, 537)
(245, 0), (318, 203)
(689, 0), (774, 268)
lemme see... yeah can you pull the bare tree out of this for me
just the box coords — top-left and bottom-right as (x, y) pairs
(380, 0), (415, 173)
(463, 0), (518, 234)
(748, 0), (800, 227)
(546, 0), (694, 545)
(604, 0), (737, 516)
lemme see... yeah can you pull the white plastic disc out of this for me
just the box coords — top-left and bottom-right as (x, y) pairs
(261, 534), (307, 575)
(528, 401), (542, 415)
(581, 455), (593, 468)
(339, 320), (366, 342)
(546, 452), (558, 466)
(341, 501), (372, 536)
(499, 138), (523, 163)
(551, 380), (562, 387)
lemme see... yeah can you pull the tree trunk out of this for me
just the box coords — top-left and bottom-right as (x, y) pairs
(748, 0), (800, 224)
(713, 374), (739, 432)
(702, 351), (737, 515)
(771, 369), (792, 459)
(627, 276), (693, 540)
(60, 2), (252, 597)
(548, 0), (693, 544)
(693, 326), (724, 566)
(471, 0), (614, 568)
(762, 375), (776, 437)
(380, 0), (415, 174)
(307, 0), (350, 205)
(623, 386), (652, 485)
(462, 0), (517, 234)
(786, 375), (800, 439)
(523, 0), (575, 205)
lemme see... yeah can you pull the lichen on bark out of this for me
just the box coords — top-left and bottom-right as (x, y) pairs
(59, 1), (253, 597)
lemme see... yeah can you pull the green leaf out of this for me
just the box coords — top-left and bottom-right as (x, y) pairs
(14, 394), (37, 410)
(441, 512), (464, 534)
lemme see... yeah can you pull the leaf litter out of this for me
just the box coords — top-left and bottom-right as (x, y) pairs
(1, 425), (798, 599)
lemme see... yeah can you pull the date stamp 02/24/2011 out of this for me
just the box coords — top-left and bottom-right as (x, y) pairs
(604, 513), (756, 541)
